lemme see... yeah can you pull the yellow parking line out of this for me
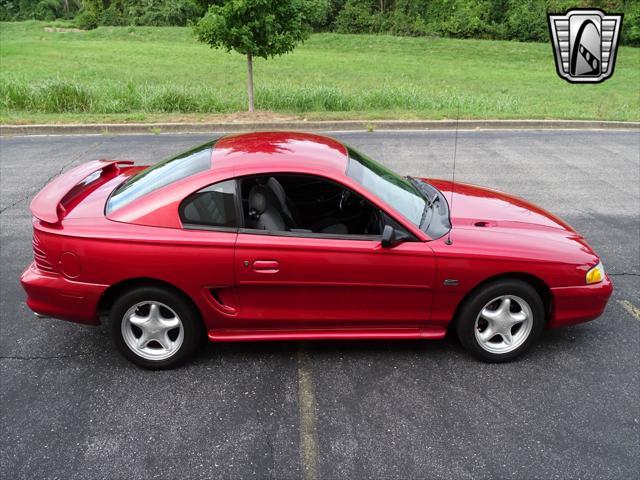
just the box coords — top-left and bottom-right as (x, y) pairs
(298, 347), (319, 480)
(618, 300), (640, 321)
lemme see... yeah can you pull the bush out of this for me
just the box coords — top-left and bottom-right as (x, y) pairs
(128, 0), (202, 27)
(34, 0), (62, 21)
(76, 9), (99, 30)
(334, 0), (381, 34)
(101, 5), (127, 26)
(502, 0), (546, 42)
(621, 1), (640, 47)
(0, 4), (12, 21)
(159, 0), (202, 26)
(387, 10), (429, 37)
(439, 1), (493, 39)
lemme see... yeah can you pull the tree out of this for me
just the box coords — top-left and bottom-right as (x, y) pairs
(194, 0), (317, 112)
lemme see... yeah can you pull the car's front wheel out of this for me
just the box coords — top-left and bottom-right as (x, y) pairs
(456, 280), (545, 362)
(109, 286), (202, 369)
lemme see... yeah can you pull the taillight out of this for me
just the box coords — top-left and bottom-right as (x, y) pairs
(32, 232), (55, 272)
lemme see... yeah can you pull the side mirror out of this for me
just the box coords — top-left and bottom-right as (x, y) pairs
(382, 224), (401, 248)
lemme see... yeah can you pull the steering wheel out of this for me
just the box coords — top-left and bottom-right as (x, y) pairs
(339, 189), (351, 211)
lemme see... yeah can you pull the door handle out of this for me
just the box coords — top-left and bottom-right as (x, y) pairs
(252, 260), (280, 272)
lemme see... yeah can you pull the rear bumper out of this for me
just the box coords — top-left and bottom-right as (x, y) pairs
(549, 276), (613, 328)
(20, 262), (107, 325)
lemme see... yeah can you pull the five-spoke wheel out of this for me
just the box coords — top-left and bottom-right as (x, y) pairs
(456, 280), (544, 362)
(121, 301), (184, 361)
(110, 286), (202, 369)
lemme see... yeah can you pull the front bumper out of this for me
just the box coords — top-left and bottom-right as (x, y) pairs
(549, 275), (613, 328)
(20, 262), (107, 325)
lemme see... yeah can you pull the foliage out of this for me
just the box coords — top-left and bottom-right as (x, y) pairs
(75, 8), (99, 30)
(125, 0), (203, 27)
(620, 1), (640, 46)
(193, 0), (320, 111)
(194, 0), (316, 59)
(0, 0), (638, 45)
(1, 0), (80, 21)
(439, 1), (494, 39)
(334, 0), (384, 34)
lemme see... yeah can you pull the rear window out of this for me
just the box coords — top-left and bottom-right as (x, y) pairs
(106, 140), (215, 214)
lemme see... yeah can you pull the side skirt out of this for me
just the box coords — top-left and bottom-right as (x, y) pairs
(207, 327), (446, 342)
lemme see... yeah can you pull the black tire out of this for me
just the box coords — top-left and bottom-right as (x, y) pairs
(455, 279), (545, 362)
(109, 286), (203, 369)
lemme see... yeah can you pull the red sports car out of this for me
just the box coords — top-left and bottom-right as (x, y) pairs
(21, 132), (612, 369)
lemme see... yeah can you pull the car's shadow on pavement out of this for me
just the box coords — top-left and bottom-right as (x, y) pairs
(62, 319), (597, 370)
(185, 325), (597, 369)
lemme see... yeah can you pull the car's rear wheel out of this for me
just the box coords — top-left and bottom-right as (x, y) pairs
(456, 280), (544, 362)
(109, 286), (202, 369)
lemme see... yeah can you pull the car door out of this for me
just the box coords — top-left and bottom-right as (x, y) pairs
(233, 174), (437, 330)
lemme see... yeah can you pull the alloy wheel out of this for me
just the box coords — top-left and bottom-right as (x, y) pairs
(474, 295), (533, 354)
(121, 301), (184, 361)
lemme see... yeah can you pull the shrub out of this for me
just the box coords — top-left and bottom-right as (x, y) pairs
(158, 0), (202, 26)
(621, 1), (640, 47)
(440, 1), (493, 39)
(34, 0), (62, 21)
(128, 0), (202, 26)
(101, 5), (127, 26)
(387, 10), (429, 37)
(76, 9), (99, 30)
(334, 0), (382, 34)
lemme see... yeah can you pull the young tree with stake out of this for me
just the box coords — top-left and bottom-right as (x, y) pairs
(194, 0), (318, 113)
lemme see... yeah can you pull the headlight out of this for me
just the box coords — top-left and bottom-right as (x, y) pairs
(586, 261), (605, 284)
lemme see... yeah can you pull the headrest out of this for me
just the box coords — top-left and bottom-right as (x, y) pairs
(248, 185), (268, 215)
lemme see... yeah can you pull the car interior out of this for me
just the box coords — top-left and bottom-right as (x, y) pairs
(240, 174), (385, 236)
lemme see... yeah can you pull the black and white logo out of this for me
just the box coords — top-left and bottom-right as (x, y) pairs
(548, 9), (623, 84)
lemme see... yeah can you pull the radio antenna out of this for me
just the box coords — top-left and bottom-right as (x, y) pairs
(445, 103), (460, 246)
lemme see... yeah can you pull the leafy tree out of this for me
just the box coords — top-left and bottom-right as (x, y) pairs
(194, 0), (317, 112)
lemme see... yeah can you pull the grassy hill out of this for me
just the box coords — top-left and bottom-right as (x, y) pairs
(1, 21), (638, 124)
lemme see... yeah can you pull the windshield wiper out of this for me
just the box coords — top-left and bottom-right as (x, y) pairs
(406, 176), (425, 196)
(408, 176), (442, 230)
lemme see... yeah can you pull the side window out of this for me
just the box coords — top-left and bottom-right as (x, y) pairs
(179, 180), (238, 229)
(239, 174), (390, 237)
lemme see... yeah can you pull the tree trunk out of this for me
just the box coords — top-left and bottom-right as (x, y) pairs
(247, 53), (254, 113)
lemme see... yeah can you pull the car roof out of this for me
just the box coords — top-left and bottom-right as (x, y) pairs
(212, 131), (349, 175)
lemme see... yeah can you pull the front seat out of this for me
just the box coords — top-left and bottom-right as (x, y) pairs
(264, 177), (349, 235)
(247, 184), (286, 231)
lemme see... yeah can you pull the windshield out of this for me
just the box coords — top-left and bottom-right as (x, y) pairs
(106, 140), (216, 214)
(346, 146), (451, 239)
(346, 147), (426, 227)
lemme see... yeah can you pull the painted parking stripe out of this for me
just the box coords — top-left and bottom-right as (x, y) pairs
(297, 347), (319, 480)
(618, 300), (640, 321)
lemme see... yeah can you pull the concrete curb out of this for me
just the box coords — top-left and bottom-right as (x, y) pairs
(1, 119), (639, 136)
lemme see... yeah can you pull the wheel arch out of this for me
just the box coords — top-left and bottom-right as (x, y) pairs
(97, 277), (203, 322)
(450, 272), (553, 330)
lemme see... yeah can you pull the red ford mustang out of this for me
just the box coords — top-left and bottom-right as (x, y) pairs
(21, 132), (613, 368)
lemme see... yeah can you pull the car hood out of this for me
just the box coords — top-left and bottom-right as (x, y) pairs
(424, 178), (576, 233)
(423, 178), (599, 266)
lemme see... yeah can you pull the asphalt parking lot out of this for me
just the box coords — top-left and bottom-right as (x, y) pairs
(1, 129), (639, 479)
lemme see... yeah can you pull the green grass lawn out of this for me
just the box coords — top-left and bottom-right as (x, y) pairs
(1, 21), (638, 124)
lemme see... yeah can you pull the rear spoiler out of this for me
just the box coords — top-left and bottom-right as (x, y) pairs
(30, 160), (134, 223)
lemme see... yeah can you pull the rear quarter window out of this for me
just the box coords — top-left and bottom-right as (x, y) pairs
(179, 180), (238, 228)
(106, 140), (216, 214)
